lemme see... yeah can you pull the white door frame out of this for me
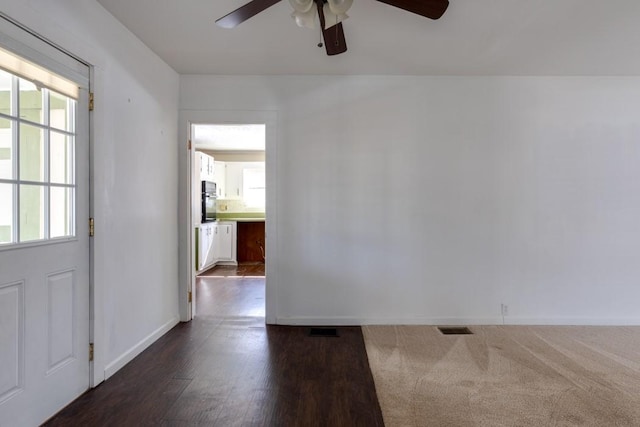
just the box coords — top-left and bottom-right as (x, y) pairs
(178, 110), (278, 323)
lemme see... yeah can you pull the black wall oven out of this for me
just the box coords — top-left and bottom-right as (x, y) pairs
(201, 180), (217, 222)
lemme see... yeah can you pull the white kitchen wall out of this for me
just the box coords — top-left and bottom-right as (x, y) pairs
(181, 75), (640, 325)
(1, 0), (180, 383)
(217, 199), (265, 214)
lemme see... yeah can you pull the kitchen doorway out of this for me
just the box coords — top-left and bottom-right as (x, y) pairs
(190, 123), (266, 320)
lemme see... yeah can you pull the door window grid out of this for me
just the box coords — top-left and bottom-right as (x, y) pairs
(0, 68), (76, 246)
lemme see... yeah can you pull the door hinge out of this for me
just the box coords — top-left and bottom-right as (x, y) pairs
(89, 92), (94, 111)
(89, 218), (95, 237)
(188, 139), (192, 150)
(89, 343), (94, 362)
(188, 291), (192, 303)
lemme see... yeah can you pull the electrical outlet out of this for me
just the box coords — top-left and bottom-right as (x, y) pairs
(501, 304), (509, 316)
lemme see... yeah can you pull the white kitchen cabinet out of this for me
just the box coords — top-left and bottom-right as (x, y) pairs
(197, 152), (205, 180)
(214, 161), (226, 198)
(225, 162), (243, 200)
(214, 221), (237, 263)
(198, 221), (237, 271)
(198, 222), (215, 271)
(197, 152), (215, 182)
(206, 154), (215, 180)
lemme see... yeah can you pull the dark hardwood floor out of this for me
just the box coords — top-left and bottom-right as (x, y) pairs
(196, 265), (265, 318)
(198, 262), (265, 278)
(45, 263), (383, 426)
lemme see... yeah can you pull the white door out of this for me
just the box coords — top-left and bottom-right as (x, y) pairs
(0, 21), (91, 427)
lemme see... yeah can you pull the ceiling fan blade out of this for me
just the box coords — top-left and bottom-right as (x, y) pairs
(317, 0), (347, 55)
(376, 0), (449, 20)
(216, 0), (283, 29)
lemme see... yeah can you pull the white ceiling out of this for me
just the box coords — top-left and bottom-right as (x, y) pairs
(96, 0), (640, 76)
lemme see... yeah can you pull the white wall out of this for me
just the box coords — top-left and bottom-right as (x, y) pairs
(181, 75), (640, 325)
(1, 0), (180, 383)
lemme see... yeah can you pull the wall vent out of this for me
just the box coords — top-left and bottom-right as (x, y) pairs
(438, 327), (473, 335)
(309, 327), (340, 337)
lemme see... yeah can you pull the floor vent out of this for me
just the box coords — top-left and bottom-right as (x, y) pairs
(309, 327), (340, 337)
(438, 326), (473, 335)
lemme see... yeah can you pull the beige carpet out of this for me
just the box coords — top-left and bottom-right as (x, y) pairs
(363, 325), (640, 427)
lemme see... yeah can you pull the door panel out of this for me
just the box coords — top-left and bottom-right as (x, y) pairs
(47, 269), (77, 373)
(0, 280), (24, 405)
(0, 235), (90, 425)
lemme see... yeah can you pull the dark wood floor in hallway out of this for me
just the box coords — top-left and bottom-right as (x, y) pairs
(45, 263), (383, 426)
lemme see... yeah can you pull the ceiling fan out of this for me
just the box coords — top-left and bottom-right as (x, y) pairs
(216, 0), (449, 56)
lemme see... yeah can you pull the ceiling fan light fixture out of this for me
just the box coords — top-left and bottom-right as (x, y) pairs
(322, 3), (348, 29)
(327, 0), (353, 15)
(291, 7), (318, 29)
(289, 0), (314, 13)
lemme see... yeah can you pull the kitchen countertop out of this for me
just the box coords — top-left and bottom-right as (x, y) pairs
(221, 217), (265, 222)
(216, 213), (265, 222)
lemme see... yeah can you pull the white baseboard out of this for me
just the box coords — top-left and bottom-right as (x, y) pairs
(104, 316), (180, 380)
(505, 317), (640, 326)
(215, 261), (238, 266)
(275, 316), (640, 326)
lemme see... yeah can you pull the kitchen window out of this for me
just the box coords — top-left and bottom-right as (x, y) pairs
(242, 167), (265, 209)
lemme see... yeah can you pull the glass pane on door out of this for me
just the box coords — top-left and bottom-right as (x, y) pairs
(19, 78), (43, 124)
(19, 184), (44, 241)
(50, 131), (73, 184)
(0, 182), (13, 244)
(0, 69), (12, 115)
(19, 123), (44, 182)
(50, 91), (72, 132)
(50, 186), (72, 238)
(0, 117), (13, 180)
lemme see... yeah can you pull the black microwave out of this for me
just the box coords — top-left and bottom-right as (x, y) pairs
(201, 180), (217, 223)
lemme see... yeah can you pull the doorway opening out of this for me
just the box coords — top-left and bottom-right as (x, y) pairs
(190, 123), (266, 319)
